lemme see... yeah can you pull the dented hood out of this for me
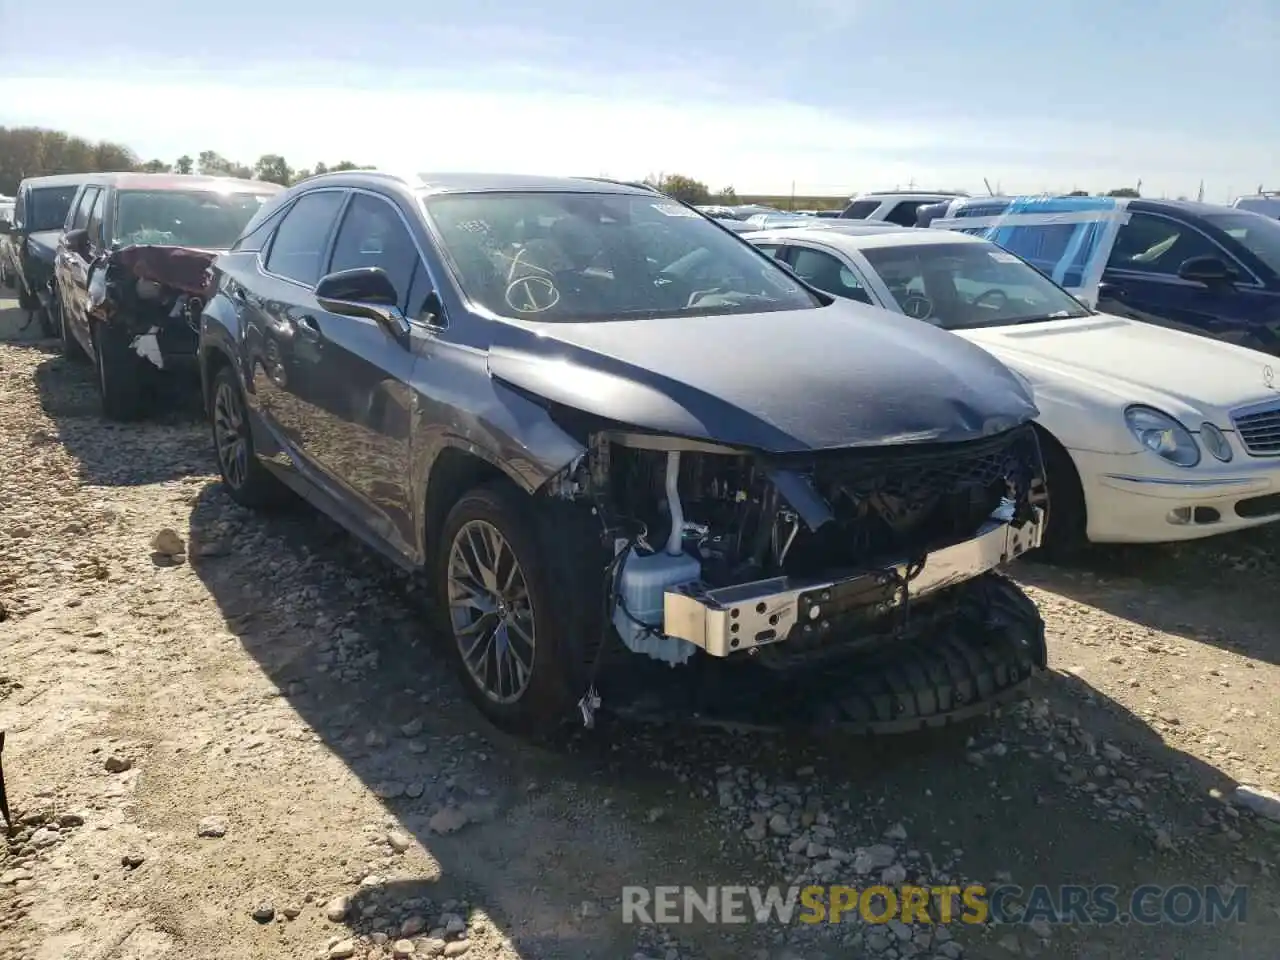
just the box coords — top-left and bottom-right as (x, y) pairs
(487, 300), (1038, 453)
(110, 244), (218, 297)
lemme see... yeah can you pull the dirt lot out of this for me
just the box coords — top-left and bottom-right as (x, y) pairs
(1, 295), (1279, 960)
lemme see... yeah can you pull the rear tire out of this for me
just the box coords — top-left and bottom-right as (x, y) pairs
(435, 482), (603, 735)
(36, 300), (55, 338)
(209, 364), (288, 508)
(92, 323), (147, 421)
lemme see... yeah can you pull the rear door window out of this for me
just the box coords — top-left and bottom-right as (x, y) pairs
(841, 199), (880, 220)
(883, 201), (927, 227)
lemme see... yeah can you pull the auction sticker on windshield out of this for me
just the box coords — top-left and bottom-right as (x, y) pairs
(652, 203), (699, 218)
(989, 250), (1020, 263)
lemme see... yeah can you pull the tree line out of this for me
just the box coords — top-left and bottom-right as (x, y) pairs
(652, 175), (1144, 207)
(1, 125), (1148, 203)
(0, 126), (373, 194)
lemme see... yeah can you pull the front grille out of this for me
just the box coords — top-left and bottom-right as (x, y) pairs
(1231, 400), (1280, 455)
(781, 424), (1042, 572)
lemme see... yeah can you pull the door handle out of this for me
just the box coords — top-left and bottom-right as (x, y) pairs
(1097, 282), (1126, 299)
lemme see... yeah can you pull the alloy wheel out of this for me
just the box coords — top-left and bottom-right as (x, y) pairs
(446, 519), (536, 704)
(213, 381), (248, 490)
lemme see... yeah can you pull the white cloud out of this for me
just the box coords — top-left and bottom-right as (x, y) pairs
(1, 70), (1272, 201)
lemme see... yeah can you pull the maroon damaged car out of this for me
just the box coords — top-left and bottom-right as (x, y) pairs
(53, 173), (283, 420)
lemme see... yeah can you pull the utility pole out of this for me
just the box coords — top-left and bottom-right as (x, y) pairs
(790, 180), (795, 211)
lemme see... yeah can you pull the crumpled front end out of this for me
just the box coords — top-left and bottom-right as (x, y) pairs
(549, 422), (1050, 732)
(88, 245), (216, 371)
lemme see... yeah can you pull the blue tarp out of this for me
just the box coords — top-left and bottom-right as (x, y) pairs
(929, 196), (1131, 306)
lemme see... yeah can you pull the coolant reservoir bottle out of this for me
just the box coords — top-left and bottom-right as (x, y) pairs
(610, 547), (701, 667)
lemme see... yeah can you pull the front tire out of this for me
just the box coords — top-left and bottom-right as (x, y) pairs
(436, 483), (602, 734)
(1034, 434), (1088, 561)
(92, 323), (146, 421)
(56, 296), (85, 361)
(209, 364), (287, 508)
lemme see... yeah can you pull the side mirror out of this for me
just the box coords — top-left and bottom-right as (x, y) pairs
(64, 228), (90, 258)
(315, 267), (410, 340)
(1178, 255), (1235, 285)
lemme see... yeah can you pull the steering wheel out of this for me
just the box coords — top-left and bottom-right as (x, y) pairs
(900, 294), (934, 321)
(505, 275), (560, 313)
(971, 288), (1008, 310)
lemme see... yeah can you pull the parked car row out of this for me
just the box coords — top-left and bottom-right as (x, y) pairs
(744, 203), (1280, 553)
(6, 167), (1279, 740)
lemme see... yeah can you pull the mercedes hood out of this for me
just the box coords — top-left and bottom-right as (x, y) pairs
(962, 312), (1280, 424)
(486, 300), (1038, 454)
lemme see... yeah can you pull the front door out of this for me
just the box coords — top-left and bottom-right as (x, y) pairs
(1099, 211), (1280, 352)
(288, 190), (424, 555)
(59, 187), (104, 352)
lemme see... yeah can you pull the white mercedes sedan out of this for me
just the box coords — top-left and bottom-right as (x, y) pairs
(745, 225), (1280, 553)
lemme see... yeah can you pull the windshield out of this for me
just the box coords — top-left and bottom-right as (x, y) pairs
(1205, 212), (1280, 276)
(860, 240), (1093, 329)
(113, 189), (275, 249)
(423, 191), (821, 321)
(27, 186), (79, 232)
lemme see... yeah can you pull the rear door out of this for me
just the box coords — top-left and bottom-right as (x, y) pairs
(244, 188), (348, 474)
(1099, 211), (1277, 350)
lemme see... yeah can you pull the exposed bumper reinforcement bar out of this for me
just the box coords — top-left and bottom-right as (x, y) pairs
(663, 507), (1045, 657)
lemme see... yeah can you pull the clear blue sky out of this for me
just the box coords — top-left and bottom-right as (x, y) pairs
(1, 0), (1276, 199)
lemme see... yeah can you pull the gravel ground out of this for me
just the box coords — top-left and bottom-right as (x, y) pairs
(2, 296), (1279, 960)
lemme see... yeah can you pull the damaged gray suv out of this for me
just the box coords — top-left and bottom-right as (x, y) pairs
(199, 172), (1050, 735)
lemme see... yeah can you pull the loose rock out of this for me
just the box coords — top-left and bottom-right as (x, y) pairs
(429, 806), (469, 834)
(325, 895), (351, 922)
(197, 816), (227, 838)
(1233, 785), (1280, 822)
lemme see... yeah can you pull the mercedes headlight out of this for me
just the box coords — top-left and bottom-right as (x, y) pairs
(1124, 405), (1200, 467)
(1199, 422), (1233, 463)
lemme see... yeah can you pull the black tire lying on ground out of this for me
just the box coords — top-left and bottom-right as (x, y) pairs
(606, 572), (1048, 735)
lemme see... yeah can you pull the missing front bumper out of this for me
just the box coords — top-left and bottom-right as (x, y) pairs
(663, 507), (1045, 657)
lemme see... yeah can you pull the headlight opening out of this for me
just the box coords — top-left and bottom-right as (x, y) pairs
(1124, 405), (1201, 467)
